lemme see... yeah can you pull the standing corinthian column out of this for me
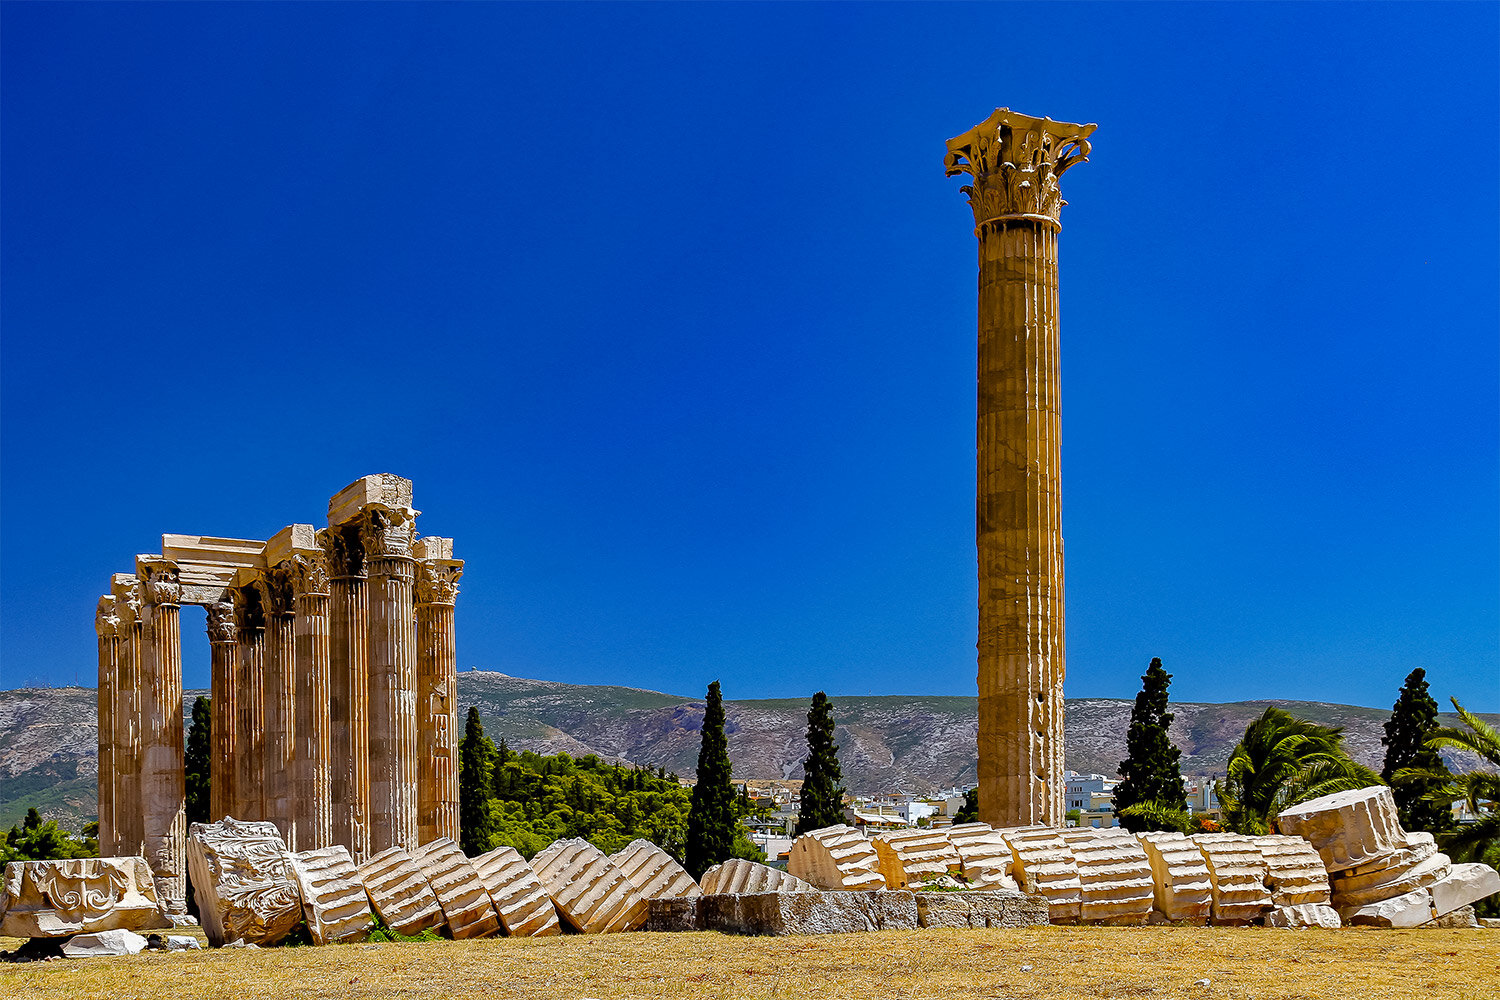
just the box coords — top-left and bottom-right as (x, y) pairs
(207, 598), (238, 822)
(110, 574), (144, 861)
(262, 567), (296, 846)
(292, 550), (333, 849)
(361, 503), (419, 853)
(233, 578), (266, 822)
(95, 595), (120, 856)
(323, 525), (370, 859)
(414, 543), (462, 845)
(944, 108), (1094, 827)
(137, 557), (186, 914)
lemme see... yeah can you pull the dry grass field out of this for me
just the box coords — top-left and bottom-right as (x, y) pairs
(3, 925), (1498, 1000)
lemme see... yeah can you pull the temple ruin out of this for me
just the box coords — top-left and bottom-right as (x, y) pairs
(945, 109), (1095, 827)
(93, 474), (462, 913)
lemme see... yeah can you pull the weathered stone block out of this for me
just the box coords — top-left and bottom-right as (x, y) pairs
(287, 846), (372, 944)
(186, 818), (302, 947)
(646, 896), (704, 932)
(1192, 833), (1271, 926)
(0, 857), (170, 938)
(1252, 835), (1332, 907)
(1340, 885), (1435, 928)
(530, 838), (648, 933)
(1275, 785), (1404, 873)
(610, 839), (700, 900)
(1421, 904), (1478, 928)
(913, 889), (1048, 928)
(1429, 862), (1500, 919)
(1265, 903), (1341, 929)
(1332, 846), (1450, 908)
(701, 890), (917, 936)
(788, 826), (885, 891)
(409, 838), (499, 939)
(1059, 829), (1154, 925)
(1136, 832), (1211, 923)
(944, 823), (1017, 889)
(472, 846), (561, 937)
(872, 828), (962, 889)
(700, 859), (815, 895)
(60, 928), (148, 957)
(328, 474), (414, 527)
(998, 826), (1082, 922)
(357, 846), (446, 937)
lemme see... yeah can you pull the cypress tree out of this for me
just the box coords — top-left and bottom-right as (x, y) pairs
(458, 706), (498, 856)
(794, 691), (845, 834)
(1113, 658), (1187, 832)
(685, 680), (736, 879)
(185, 695), (212, 826)
(953, 786), (979, 824)
(1381, 668), (1455, 835)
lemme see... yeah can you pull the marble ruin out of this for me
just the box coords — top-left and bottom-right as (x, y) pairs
(871, 828), (962, 889)
(411, 838), (500, 939)
(943, 823), (1018, 889)
(1193, 833), (1273, 926)
(1001, 825), (1083, 922)
(1136, 832), (1212, 923)
(610, 839), (702, 901)
(473, 846), (563, 937)
(946, 108), (1094, 827)
(95, 474), (462, 913)
(788, 825), (886, 891)
(288, 845), (374, 945)
(0, 857), (169, 938)
(530, 838), (649, 933)
(1059, 828), (1154, 925)
(357, 845), (447, 937)
(699, 859), (815, 895)
(185, 818), (302, 947)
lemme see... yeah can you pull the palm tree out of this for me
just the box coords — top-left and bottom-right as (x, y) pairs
(1218, 706), (1382, 835)
(1394, 698), (1499, 865)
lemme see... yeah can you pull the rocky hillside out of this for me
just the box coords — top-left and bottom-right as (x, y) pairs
(3, 670), (1493, 832)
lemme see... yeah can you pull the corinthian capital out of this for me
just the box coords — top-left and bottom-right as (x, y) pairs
(414, 559), (463, 606)
(944, 108), (1095, 229)
(96, 596), (121, 638)
(206, 599), (237, 644)
(358, 503), (416, 562)
(232, 575), (266, 633)
(263, 565), (296, 617)
(318, 525), (365, 579)
(136, 557), (182, 607)
(290, 550), (330, 598)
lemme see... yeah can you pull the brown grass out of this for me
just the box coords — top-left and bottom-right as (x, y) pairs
(3, 925), (1497, 1000)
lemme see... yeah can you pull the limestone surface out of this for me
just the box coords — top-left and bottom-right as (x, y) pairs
(788, 826), (886, 891)
(530, 838), (648, 933)
(610, 839), (701, 900)
(1136, 832), (1211, 923)
(700, 890), (917, 936)
(410, 838), (500, 939)
(1340, 884), (1436, 928)
(287, 846), (372, 944)
(913, 889), (1049, 929)
(1192, 833), (1271, 925)
(1275, 785), (1404, 873)
(1253, 835), (1332, 907)
(1265, 903), (1342, 929)
(472, 846), (561, 937)
(186, 818), (302, 947)
(1331, 844), (1450, 908)
(1429, 862), (1500, 919)
(871, 828), (962, 889)
(700, 859), (815, 895)
(1058, 829), (1154, 925)
(357, 846), (446, 937)
(998, 826), (1082, 922)
(0, 857), (169, 938)
(944, 823), (1018, 888)
(60, 928), (148, 957)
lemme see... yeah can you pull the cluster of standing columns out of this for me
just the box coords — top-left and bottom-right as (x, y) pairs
(944, 109), (1095, 828)
(95, 475), (463, 912)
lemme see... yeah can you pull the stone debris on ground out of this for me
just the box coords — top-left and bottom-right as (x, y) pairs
(287, 845), (374, 944)
(913, 889), (1049, 929)
(1252, 835), (1333, 907)
(1192, 832), (1273, 925)
(410, 838), (501, 939)
(1136, 832), (1212, 923)
(944, 822), (1018, 889)
(1264, 903), (1342, 929)
(1058, 827), (1154, 925)
(185, 818), (303, 947)
(997, 826), (1083, 923)
(472, 846), (563, 937)
(699, 859), (815, 895)
(59, 928), (149, 957)
(357, 846), (447, 938)
(0, 857), (171, 938)
(530, 838), (649, 933)
(609, 839), (702, 901)
(788, 825), (886, 891)
(871, 828), (963, 889)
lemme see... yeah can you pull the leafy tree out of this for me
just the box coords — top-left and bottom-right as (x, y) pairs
(1113, 658), (1188, 832)
(185, 695), (212, 826)
(1380, 668), (1455, 835)
(459, 706), (499, 856)
(1218, 706), (1381, 835)
(794, 692), (846, 835)
(954, 787), (979, 824)
(1, 808), (94, 862)
(685, 681), (737, 878)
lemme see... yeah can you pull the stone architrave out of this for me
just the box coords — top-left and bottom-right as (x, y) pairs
(1266, 903), (1342, 929)
(1275, 785), (1404, 873)
(410, 838), (500, 939)
(998, 826), (1082, 922)
(261, 565), (296, 846)
(206, 598), (238, 822)
(472, 846), (562, 937)
(287, 846), (373, 944)
(360, 500), (420, 854)
(233, 578), (267, 823)
(322, 524), (370, 860)
(95, 597), (120, 855)
(530, 838), (649, 933)
(111, 574), (144, 860)
(1192, 833), (1272, 925)
(1136, 831), (1212, 924)
(609, 839), (701, 901)
(945, 109), (1095, 827)
(137, 556), (187, 915)
(413, 542), (462, 846)
(872, 828), (962, 889)
(788, 826), (886, 891)
(1057, 829), (1154, 925)
(186, 818), (302, 947)
(944, 823), (1019, 889)
(356, 846), (446, 937)
(0, 858), (170, 938)
(1253, 835), (1332, 907)
(289, 545), (333, 850)
(699, 859), (816, 895)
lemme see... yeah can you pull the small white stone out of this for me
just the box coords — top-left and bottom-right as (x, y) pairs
(60, 929), (148, 957)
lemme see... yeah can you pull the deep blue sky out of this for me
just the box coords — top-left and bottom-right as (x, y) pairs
(2, 3), (1496, 711)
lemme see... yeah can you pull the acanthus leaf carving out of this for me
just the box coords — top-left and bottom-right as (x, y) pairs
(358, 503), (415, 562)
(318, 525), (365, 579)
(263, 565), (295, 617)
(291, 550), (331, 598)
(415, 560), (463, 606)
(206, 598), (237, 644)
(944, 108), (1096, 229)
(137, 558), (182, 607)
(96, 596), (121, 639)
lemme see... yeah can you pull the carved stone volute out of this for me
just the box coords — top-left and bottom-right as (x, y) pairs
(136, 558), (182, 608)
(232, 580), (266, 635)
(358, 503), (416, 563)
(206, 599), (237, 645)
(263, 565), (295, 618)
(318, 525), (366, 580)
(96, 596), (121, 639)
(414, 560), (463, 607)
(111, 576), (143, 630)
(290, 551), (330, 599)
(944, 108), (1095, 230)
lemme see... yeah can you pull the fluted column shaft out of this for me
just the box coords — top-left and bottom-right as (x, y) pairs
(263, 570), (296, 846)
(415, 559), (462, 845)
(207, 599), (238, 822)
(138, 560), (186, 913)
(234, 584), (266, 822)
(363, 505), (419, 853)
(110, 575), (144, 859)
(293, 552), (333, 850)
(95, 597), (120, 856)
(327, 553), (370, 858)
